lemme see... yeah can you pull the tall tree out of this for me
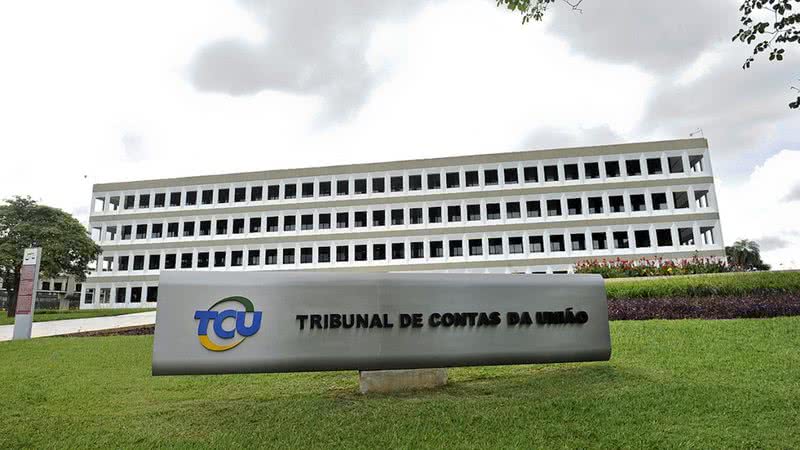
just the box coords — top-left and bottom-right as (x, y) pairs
(0, 196), (100, 317)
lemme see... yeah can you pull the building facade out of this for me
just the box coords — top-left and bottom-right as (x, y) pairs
(82, 138), (724, 308)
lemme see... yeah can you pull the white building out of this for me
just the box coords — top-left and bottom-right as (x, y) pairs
(82, 138), (724, 308)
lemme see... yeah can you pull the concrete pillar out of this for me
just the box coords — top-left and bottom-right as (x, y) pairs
(358, 369), (448, 394)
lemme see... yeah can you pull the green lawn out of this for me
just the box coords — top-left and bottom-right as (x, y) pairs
(605, 270), (800, 299)
(0, 308), (155, 326)
(0, 317), (798, 449)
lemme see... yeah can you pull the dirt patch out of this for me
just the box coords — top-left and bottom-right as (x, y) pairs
(63, 325), (155, 337)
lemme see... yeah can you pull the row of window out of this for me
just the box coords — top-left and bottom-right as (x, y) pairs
(39, 281), (80, 292)
(95, 155), (706, 211)
(99, 226), (716, 273)
(84, 286), (157, 304)
(99, 191), (711, 241)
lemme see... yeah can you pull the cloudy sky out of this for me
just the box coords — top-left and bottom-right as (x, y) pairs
(0, 0), (798, 268)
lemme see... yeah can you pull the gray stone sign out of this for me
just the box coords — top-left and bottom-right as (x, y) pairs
(152, 271), (611, 376)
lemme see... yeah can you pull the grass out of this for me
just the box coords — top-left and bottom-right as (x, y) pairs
(0, 308), (155, 326)
(605, 270), (800, 299)
(0, 317), (798, 448)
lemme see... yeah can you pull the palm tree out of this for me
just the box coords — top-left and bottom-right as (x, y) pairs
(725, 239), (763, 269)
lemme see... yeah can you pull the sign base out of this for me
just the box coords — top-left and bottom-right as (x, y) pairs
(12, 314), (33, 340)
(359, 368), (448, 394)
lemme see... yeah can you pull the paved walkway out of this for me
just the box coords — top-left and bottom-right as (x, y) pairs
(0, 311), (156, 342)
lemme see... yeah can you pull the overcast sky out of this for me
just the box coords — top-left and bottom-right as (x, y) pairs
(0, 0), (798, 268)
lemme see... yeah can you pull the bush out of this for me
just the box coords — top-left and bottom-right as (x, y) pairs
(576, 255), (732, 278)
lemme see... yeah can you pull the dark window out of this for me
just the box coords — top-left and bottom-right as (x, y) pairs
(391, 209), (404, 225)
(336, 212), (349, 228)
(656, 229), (673, 247)
(547, 199), (562, 216)
(465, 171), (479, 187)
(318, 246), (331, 263)
(693, 155), (707, 173)
(267, 185), (280, 200)
(392, 243), (405, 259)
(130, 287), (142, 303)
(283, 215), (296, 231)
(202, 190), (213, 205)
(635, 230), (651, 248)
(467, 204), (481, 221)
(613, 231), (629, 249)
(318, 181), (331, 197)
(679, 228), (694, 245)
(509, 237), (523, 254)
(248, 250), (260, 266)
(409, 208), (423, 224)
(584, 162), (600, 179)
(284, 184), (296, 199)
(571, 233), (586, 251)
(301, 247), (313, 264)
(647, 158), (663, 175)
(609, 195), (625, 213)
(124, 195), (135, 209)
(233, 218), (245, 234)
(503, 168), (518, 184)
(251, 186), (263, 201)
(488, 238), (503, 255)
(185, 191), (197, 205)
(625, 159), (642, 176)
(544, 165), (559, 182)
(668, 156), (684, 173)
(318, 213), (331, 229)
(302, 214), (314, 230)
(354, 245), (367, 261)
(183, 222), (195, 237)
(447, 205), (461, 222)
(167, 222), (179, 238)
(138, 194), (150, 208)
(588, 197), (603, 214)
(564, 164), (579, 180)
(373, 244), (386, 260)
(265, 249), (278, 265)
(630, 194), (646, 212)
(302, 182), (314, 198)
(170, 192), (181, 207)
(526, 200), (541, 218)
(446, 172), (460, 188)
(337, 245), (349, 262)
(605, 161), (621, 178)
(136, 224), (147, 239)
(234, 187), (246, 202)
(524, 166), (538, 183)
(198, 252), (209, 268)
(372, 210), (385, 226)
(146, 286), (158, 303)
(410, 242), (424, 258)
(354, 179), (367, 194)
(506, 202), (521, 219)
(390, 176), (403, 192)
(673, 191), (690, 209)
(409, 175), (422, 191)
(427, 173), (441, 189)
(154, 193), (165, 208)
(250, 217), (262, 233)
(149, 254), (160, 270)
(215, 219), (228, 235)
(469, 239), (483, 256)
(283, 248), (295, 264)
(118, 256), (130, 271)
(550, 235), (565, 252)
(266, 216), (279, 232)
(122, 225), (132, 240)
(428, 207), (442, 223)
(181, 253), (193, 269)
(372, 177), (385, 193)
(133, 255), (145, 270)
(592, 232), (607, 250)
(217, 188), (229, 203)
(486, 203), (501, 220)
(198, 221), (210, 236)
(449, 240), (463, 257)
(529, 236), (544, 253)
(483, 169), (498, 186)
(567, 198), (582, 215)
(354, 211), (367, 227)
(430, 241), (444, 258)
(165, 254), (176, 269)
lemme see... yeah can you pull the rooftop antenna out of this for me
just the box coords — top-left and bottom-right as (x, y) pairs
(689, 128), (704, 138)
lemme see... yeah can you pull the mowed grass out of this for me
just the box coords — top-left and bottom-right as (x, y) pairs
(0, 308), (155, 326)
(1, 318), (798, 449)
(605, 270), (800, 299)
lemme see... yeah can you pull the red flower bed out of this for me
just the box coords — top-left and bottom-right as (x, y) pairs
(575, 254), (732, 278)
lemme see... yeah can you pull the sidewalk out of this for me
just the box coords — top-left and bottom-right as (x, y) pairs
(0, 311), (156, 342)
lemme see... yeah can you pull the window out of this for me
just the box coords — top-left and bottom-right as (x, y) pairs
(181, 253), (193, 269)
(130, 287), (142, 304)
(136, 224), (147, 239)
(410, 242), (424, 258)
(251, 186), (263, 202)
(550, 235), (565, 252)
(484, 169), (499, 185)
(427, 173), (441, 189)
(233, 218), (245, 234)
(146, 223), (160, 239)
(652, 193), (668, 210)
(465, 171), (479, 187)
(202, 190), (213, 205)
(647, 158), (663, 175)
(634, 230), (651, 248)
(486, 203), (501, 220)
(391, 209), (404, 225)
(318, 246), (331, 263)
(446, 172), (460, 188)
(197, 252), (209, 268)
(217, 188), (229, 203)
(336, 180), (350, 195)
(373, 244), (386, 260)
(302, 182), (314, 198)
(268, 185), (280, 200)
(529, 236), (544, 253)
(584, 162), (600, 179)
(695, 190), (710, 208)
(503, 168), (518, 184)
(183, 222), (195, 237)
(449, 240), (463, 257)
(390, 176), (403, 192)
(138, 194), (150, 208)
(689, 155), (704, 172)
(567, 198), (582, 215)
(122, 225), (132, 240)
(391, 243), (404, 259)
(524, 166), (538, 182)
(234, 187), (246, 202)
(625, 159), (642, 176)
(84, 288), (94, 304)
(318, 181), (331, 197)
(679, 228), (695, 245)
(410, 208), (423, 224)
(102, 257), (114, 272)
(265, 249), (278, 265)
(526, 200), (541, 218)
(301, 247), (313, 263)
(609, 195), (625, 213)
(284, 215), (296, 231)
(571, 233), (586, 251)
(147, 255), (161, 270)
(185, 191), (197, 206)
(546, 199), (562, 216)
(408, 175), (422, 191)
(133, 255), (144, 270)
(613, 231), (629, 249)
(198, 221), (211, 236)
(430, 241), (444, 258)
(544, 165), (559, 182)
(592, 232), (607, 250)
(164, 254), (176, 269)
(506, 202), (521, 219)
(564, 164), (579, 180)
(354, 211), (367, 227)
(154, 193), (166, 208)
(336, 212), (349, 229)
(673, 191), (690, 209)
(354, 245), (367, 261)
(354, 179), (367, 194)
(248, 250), (260, 266)
(283, 248), (295, 264)
(124, 195), (135, 209)
(372, 177), (385, 193)
(701, 226), (715, 245)
(587, 197), (603, 214)
(302, 214), (314, 230)
(656, 229), (673, 247)
(605, 160), (621, 178)
(469, 239), (482, 256)
(509, 237), (523, 254)
(318, 213), (330, 230)
(167, 222), (179, 238)
(630, 194), (646, 212)
(215, 219), (228, 235)
(467, 204), (481, 221)
(488, 238), (503, 255)
(146, 286), (158, 303)
(428, 207), (442, 223)
(372, 210), (385, 226)
(284, 184), (297, 199)
(250, 217), (262, 233)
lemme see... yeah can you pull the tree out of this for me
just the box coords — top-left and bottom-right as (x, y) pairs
(497, 0), (800, 109)
(725, 239), (771, 271)
(0, 196), (100, 317)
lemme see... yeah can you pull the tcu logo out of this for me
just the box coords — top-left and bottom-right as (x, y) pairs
(194, 296), (262, 352)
